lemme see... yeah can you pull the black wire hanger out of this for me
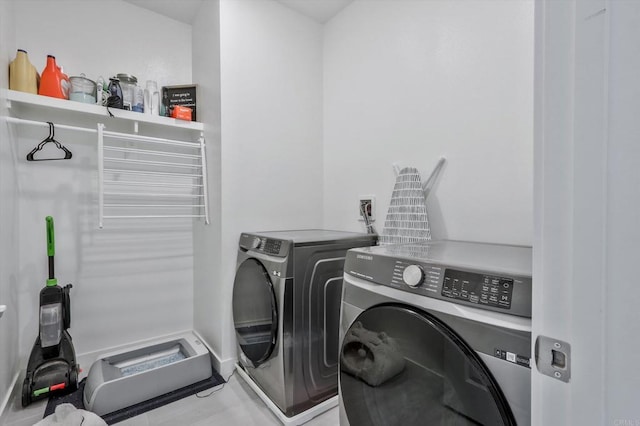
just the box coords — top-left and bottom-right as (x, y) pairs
(26, 122), (73, 161)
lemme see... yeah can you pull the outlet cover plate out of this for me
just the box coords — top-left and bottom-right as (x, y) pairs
(358, 195), (376, 222)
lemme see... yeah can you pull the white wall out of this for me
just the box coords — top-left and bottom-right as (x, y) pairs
(0, 0), (20, 414)
(191, 0), (226, 372)
(218, 0), (324, 359)
(13, 0), (192, 91)
(11, 0), (196, 359)
(323, 0), (534, 245)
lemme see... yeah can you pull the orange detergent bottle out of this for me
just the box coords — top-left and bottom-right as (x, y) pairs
(39, 55), (70, 99)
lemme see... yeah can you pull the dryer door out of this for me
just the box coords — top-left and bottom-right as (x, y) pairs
(340, 304), (516, 426)
(232, 258), (278, 367)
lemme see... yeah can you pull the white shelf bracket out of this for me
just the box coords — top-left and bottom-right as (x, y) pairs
(133, 121), (139, 134)
(98, 123), (105, 229)
(200, 136), (210, 225)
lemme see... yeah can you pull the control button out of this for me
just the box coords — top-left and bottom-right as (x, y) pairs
(402, 265), (425, 288)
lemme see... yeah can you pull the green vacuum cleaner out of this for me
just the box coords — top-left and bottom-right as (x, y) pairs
(22, 216), (79, 407)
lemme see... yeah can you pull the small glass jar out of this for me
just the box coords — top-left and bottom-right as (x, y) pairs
(69, 74), (97, 104)
(116, 73), (138, 111)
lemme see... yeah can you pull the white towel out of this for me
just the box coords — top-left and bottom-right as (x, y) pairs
(33, 403), (107, 426)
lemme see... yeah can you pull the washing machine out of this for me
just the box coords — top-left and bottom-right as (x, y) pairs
(339, 240), (532, 426)
(232, 229), (377, 424)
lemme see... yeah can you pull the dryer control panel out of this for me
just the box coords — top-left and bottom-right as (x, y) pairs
(239, 234), (288, 257)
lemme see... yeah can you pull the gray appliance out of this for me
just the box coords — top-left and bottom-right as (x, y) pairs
(339, 240), (532, 426)
(83, 332), (212, 416)
(232, 230), (377, 420)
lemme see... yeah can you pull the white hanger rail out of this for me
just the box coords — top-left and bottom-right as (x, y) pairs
(5, 116), (210, 228)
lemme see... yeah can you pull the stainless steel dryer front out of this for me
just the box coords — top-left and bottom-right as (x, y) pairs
(232, 229), (377, 422)
(339, 240), (532, 426)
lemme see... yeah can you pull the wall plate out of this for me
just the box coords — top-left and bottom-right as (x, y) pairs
(358, 196), (376, 222)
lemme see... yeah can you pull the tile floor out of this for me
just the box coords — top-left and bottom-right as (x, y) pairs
(1, 373), (339, 426)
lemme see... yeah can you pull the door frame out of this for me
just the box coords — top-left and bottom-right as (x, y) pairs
(533, 0), (616, 423)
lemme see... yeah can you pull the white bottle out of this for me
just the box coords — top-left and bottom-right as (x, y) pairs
(144, 80), (160, 115)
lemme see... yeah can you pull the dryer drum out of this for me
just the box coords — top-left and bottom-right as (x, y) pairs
(340, 305), (517, 426)
(232, 258), (278, 367)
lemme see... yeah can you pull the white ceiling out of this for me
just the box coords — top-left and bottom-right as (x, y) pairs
(124, 0), (205, 25)
(275, 0), (353, 23)
(124, 0), (353, 25)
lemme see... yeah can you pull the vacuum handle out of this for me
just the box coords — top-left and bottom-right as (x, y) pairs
(46, 216), (55, 257)
(46, 216), (56, 284)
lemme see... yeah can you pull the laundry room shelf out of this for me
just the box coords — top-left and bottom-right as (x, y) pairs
(3, 89), (210, 228)
(4, 89), (203, 131)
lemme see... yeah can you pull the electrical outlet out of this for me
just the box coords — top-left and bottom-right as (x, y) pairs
(358, 196), (376, 222)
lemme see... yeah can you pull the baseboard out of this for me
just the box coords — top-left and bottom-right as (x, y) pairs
(191, 330), (237, 380)
(0, 371), (20, 423)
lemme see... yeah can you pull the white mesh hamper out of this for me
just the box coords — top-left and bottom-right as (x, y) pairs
(379, 167), (432, 245)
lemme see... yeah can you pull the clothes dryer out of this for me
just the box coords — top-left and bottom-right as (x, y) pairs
(339, 241), (532, 426)
(232, 230), (377, 424)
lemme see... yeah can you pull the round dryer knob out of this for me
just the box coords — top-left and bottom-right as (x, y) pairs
(250, 238), (262, 250)
(402, 265), (425, 288)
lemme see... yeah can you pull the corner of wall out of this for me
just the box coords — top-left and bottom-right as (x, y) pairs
(0, 0), (21, 418)
(191, 0), (228, 362)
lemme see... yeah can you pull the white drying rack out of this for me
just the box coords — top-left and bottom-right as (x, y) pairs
(97, 124), (209, 228)
(5, 116), (210, 228)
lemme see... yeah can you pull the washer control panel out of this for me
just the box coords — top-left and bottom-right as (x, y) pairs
(442, 269), (514, 309)
(346, 245), (532, 318)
